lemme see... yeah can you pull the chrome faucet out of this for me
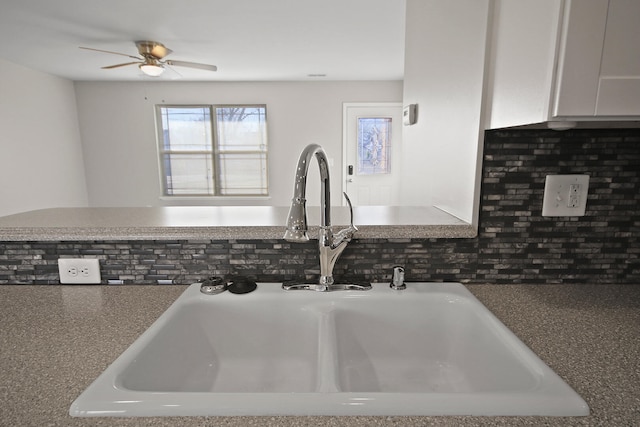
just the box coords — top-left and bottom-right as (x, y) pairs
(283, 144), (368, 291)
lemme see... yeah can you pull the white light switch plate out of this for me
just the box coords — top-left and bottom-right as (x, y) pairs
(542, 174), (589, 217)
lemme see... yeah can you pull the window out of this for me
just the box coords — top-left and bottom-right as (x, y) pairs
(157, 105), (268, 196)
(357, 117), (392, 175)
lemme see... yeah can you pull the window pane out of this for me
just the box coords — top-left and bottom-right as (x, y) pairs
(160, 107), (212, 151)
(218, 153), (268, 195)
(357, 117), (392, 175)
(163, 154), (214, 195)
(157, 104), (269, 197)
(216, 107), (267, 152)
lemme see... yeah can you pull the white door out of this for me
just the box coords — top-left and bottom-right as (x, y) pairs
(342, 102), (403, 206)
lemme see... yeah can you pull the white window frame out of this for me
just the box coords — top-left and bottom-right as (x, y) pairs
(156, 104), (269, 198)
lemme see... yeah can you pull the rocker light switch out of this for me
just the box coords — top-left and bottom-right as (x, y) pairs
(542, 174), (589, 217)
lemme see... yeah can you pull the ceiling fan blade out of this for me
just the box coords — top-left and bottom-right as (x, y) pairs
(164, 60), (217, 72)
(101, 62), (141, 69)
(79, 46), (141, 60)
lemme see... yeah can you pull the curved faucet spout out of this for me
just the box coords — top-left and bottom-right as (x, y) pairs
(283, 144), (331, 242)
(283, 144), (358, 290)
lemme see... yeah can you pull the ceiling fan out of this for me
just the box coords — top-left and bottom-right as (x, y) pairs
(79, 40), (217, 77)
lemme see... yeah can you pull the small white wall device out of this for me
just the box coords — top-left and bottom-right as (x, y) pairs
(542, 174), (589, 217)
(403, 104), (417, 126)
(58, 258), (101, 284)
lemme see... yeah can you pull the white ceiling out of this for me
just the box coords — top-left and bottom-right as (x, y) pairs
(0, 0), (406, 81)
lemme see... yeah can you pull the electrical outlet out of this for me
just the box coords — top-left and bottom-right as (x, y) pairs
(567, 184), (581, 208)
(542, 174), (589, 217)
(58, 258), (101, 284)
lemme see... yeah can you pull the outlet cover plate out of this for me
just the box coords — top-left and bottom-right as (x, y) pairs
(58, 258), (101, 284)
(542, 174), (589, 217)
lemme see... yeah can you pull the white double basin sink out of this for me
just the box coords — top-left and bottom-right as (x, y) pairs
(70, 282), (589, 417)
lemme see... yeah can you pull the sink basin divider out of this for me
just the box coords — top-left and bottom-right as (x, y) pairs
(316, 310), (340, 393)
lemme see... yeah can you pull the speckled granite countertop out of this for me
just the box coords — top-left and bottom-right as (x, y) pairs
(1, 284), (638, 426)
(0, 206), (476, 240)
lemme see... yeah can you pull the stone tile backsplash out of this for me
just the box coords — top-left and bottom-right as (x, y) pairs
(1, 128), (638, 284)
(478, 127), (639, 284)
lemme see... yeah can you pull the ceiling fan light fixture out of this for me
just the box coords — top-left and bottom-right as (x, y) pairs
(81, 41), (217, 77)
(139, 63), (164, 77)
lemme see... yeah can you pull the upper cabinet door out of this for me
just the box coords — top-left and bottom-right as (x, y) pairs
(554, 0), (640, 118)
(487, 0), (562, 129)
(552, 0), (608, 117)
(595, 0), (640, 116)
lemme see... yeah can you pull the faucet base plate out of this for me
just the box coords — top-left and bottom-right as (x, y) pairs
(282, 282), (372, 292)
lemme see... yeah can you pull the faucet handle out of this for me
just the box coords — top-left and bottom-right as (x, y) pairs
(331, 192), (358, 245)
(343, 192), (357, 232)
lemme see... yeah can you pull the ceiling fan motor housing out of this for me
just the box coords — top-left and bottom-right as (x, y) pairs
(135, 41), (171, 59)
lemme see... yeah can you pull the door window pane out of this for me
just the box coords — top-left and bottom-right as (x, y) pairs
(357, 117), (392, 175)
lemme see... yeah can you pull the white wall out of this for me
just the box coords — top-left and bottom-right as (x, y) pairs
(74, 81), (402, 208)
(486, 0), (562, 129)
(402, 0), (490, 225)
(0, 59), (88, 217)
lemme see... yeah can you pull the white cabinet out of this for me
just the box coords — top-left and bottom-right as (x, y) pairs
(487, 0), (640, 129)
(487, 0), (562, 129)
(554, 0), (640, 117)
(552, 0), (608, 117)
(593, 0), (640, 116)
